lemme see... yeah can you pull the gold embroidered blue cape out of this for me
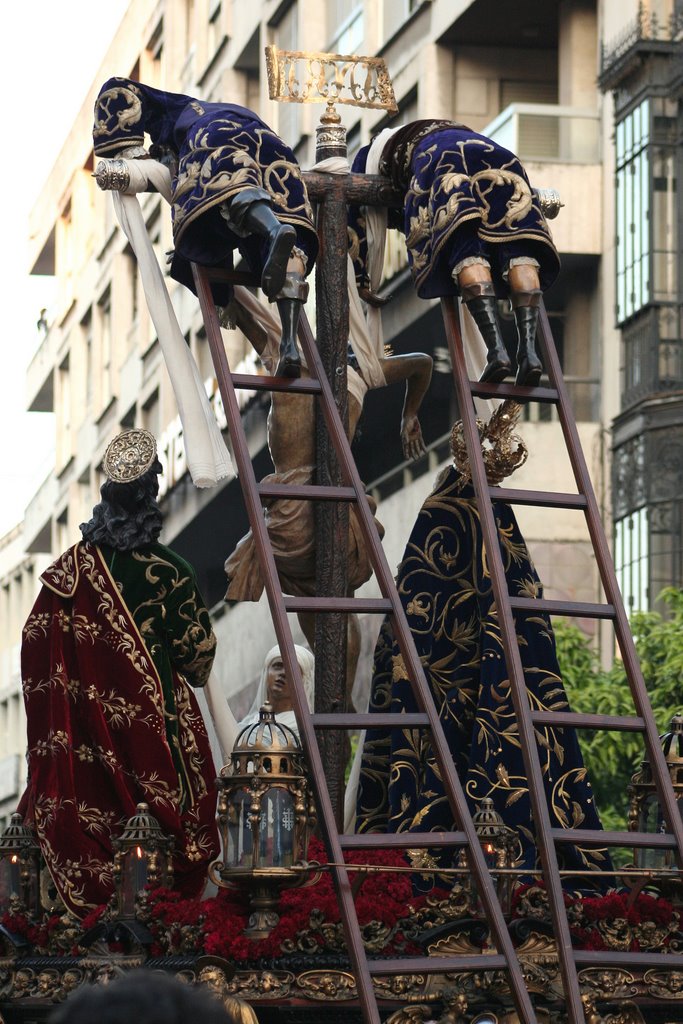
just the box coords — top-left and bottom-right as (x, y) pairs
(355, 467), (610, 890)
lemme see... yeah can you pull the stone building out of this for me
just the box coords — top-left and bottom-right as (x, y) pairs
(14, 0), (679, 724)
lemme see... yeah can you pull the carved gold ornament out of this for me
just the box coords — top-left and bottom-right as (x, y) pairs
(265, 46), (397, 114)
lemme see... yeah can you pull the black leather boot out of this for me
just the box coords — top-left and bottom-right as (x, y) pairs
(274, 272), (309, 378)
(512, 289), (543, 386)
(223, 192), (296, 298)
(461, 281), (513, 383)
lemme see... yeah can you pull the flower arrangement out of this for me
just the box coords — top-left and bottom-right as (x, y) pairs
(511, 884), (681, 953)
(143, 838), (430, 961)
(1, 843), (680, 962)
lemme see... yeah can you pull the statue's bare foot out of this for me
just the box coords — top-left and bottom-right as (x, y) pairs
(262, 224), (296, 298)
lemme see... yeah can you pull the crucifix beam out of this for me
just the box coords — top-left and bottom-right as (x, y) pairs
(301, 169), (401, 825)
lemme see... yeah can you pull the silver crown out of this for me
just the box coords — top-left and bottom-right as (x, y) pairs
(103, 429), (157, 483)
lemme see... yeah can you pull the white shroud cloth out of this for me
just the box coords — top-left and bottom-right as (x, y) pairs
(110, 158), (234, 487)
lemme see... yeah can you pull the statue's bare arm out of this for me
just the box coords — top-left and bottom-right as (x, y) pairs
(377, 352), (433, 460)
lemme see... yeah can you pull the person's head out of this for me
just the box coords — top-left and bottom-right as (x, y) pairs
(47, 970), (238, 1024)
(260, 644), (314, 715)
(80, 429), (163, 551)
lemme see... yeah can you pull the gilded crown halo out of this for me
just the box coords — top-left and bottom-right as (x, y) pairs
(450, 400), (528, 487)
(103, 429), (157, 483)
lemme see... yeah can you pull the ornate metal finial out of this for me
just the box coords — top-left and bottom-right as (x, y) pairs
(450, 400), (528, 487)
(534, 187), (564, 220)
(264, 45), (397, 159)
(93, 158), (131, 192)
(103, 429), (158, 483)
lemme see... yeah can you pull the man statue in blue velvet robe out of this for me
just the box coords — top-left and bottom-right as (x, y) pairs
(348, 120), (561, 386)
(93, 77), (319, 377)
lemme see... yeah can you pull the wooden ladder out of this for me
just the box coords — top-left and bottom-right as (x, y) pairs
(193, 259), (683, 1024)
(440, 295), (683, 1023)
(193, 262), (549, 1024)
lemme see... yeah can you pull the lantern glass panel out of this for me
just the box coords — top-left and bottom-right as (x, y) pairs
(641, 793), (664, 834)
(0, 855), (21, 908)
(25, 861), (39, 914)
(639, 793), (668, 869)
(258, 788), (295, 867)
(121, 846), (148, 917)
(481, 840), (497, 871)
(226, 788), (253, 868)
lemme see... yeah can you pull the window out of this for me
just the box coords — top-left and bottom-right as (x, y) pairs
(650, 104), (678, 304)
(327, 0), (363, 52)
(142, 389), (160, 437)
(208, 1), (223, 58)
(277, 2), (300, 147)
(144, 18), (164, 88)
(615, 507), (649, 612)
(615, 99), (650, 323)
(81, 308), (93, 412)
(57, 353), (71, 469)
(98, 289), (113, 410)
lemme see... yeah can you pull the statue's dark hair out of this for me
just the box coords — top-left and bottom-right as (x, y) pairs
(80, 459), (163, 551)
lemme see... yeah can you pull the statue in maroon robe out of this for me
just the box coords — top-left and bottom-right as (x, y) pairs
(18, 429), (219, 917)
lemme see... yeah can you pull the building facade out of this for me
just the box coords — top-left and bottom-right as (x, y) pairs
(599, 0), (683, 616)
(16, 0), (676, 725)
(0, 529), (51, 826)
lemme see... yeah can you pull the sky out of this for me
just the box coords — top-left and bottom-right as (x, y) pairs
(0, 0), (131, 537)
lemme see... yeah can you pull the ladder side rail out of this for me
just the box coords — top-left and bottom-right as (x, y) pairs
(191, 265), (381, 1024)
(295, 311), (540, 1024)
(536, 302), (683, 864)
(441, 296), (586, 1024)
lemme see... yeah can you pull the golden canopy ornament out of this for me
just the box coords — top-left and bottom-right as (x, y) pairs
(265, 45), (397, 158)
(450, 399), (528, 487)
(265, 45), (397, 113)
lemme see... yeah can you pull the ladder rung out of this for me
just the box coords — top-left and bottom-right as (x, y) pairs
(509, 596), (616, 619)
(283, 596), (394, 614)
(231, 372), (322, 394)
(530, 711), (646, 732)
(469, 381), (559, 403)
(258, 483), (358, 502)
(311, 713), (431, 728)
(551, 828), (676, 848)
(340, 832), (466, 850)
(368, 955), (507, 974)
(491, 486), (587, 510)
(575, 950), (683, 967)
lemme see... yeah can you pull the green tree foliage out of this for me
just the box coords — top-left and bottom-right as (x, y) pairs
(553, 588), (683, 833)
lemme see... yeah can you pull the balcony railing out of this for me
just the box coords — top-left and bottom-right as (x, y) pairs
(483, 103), (601, 165)
(600, 3), (683, 82)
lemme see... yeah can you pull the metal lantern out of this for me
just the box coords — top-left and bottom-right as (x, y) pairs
(210, 702), (317, 939)
(628, 714), (683, 871)
(111, 803), (174, 919)
(0, 814), (41, 916)
(459, 798), (521, 917)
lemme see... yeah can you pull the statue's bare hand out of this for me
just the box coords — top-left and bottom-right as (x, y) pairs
(401, 416), (426, 461)
(358, 286), (392, 309)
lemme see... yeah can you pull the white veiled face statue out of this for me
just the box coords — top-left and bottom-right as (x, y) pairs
(265, 655), (292, 714)
(240, 644), (315, 736)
